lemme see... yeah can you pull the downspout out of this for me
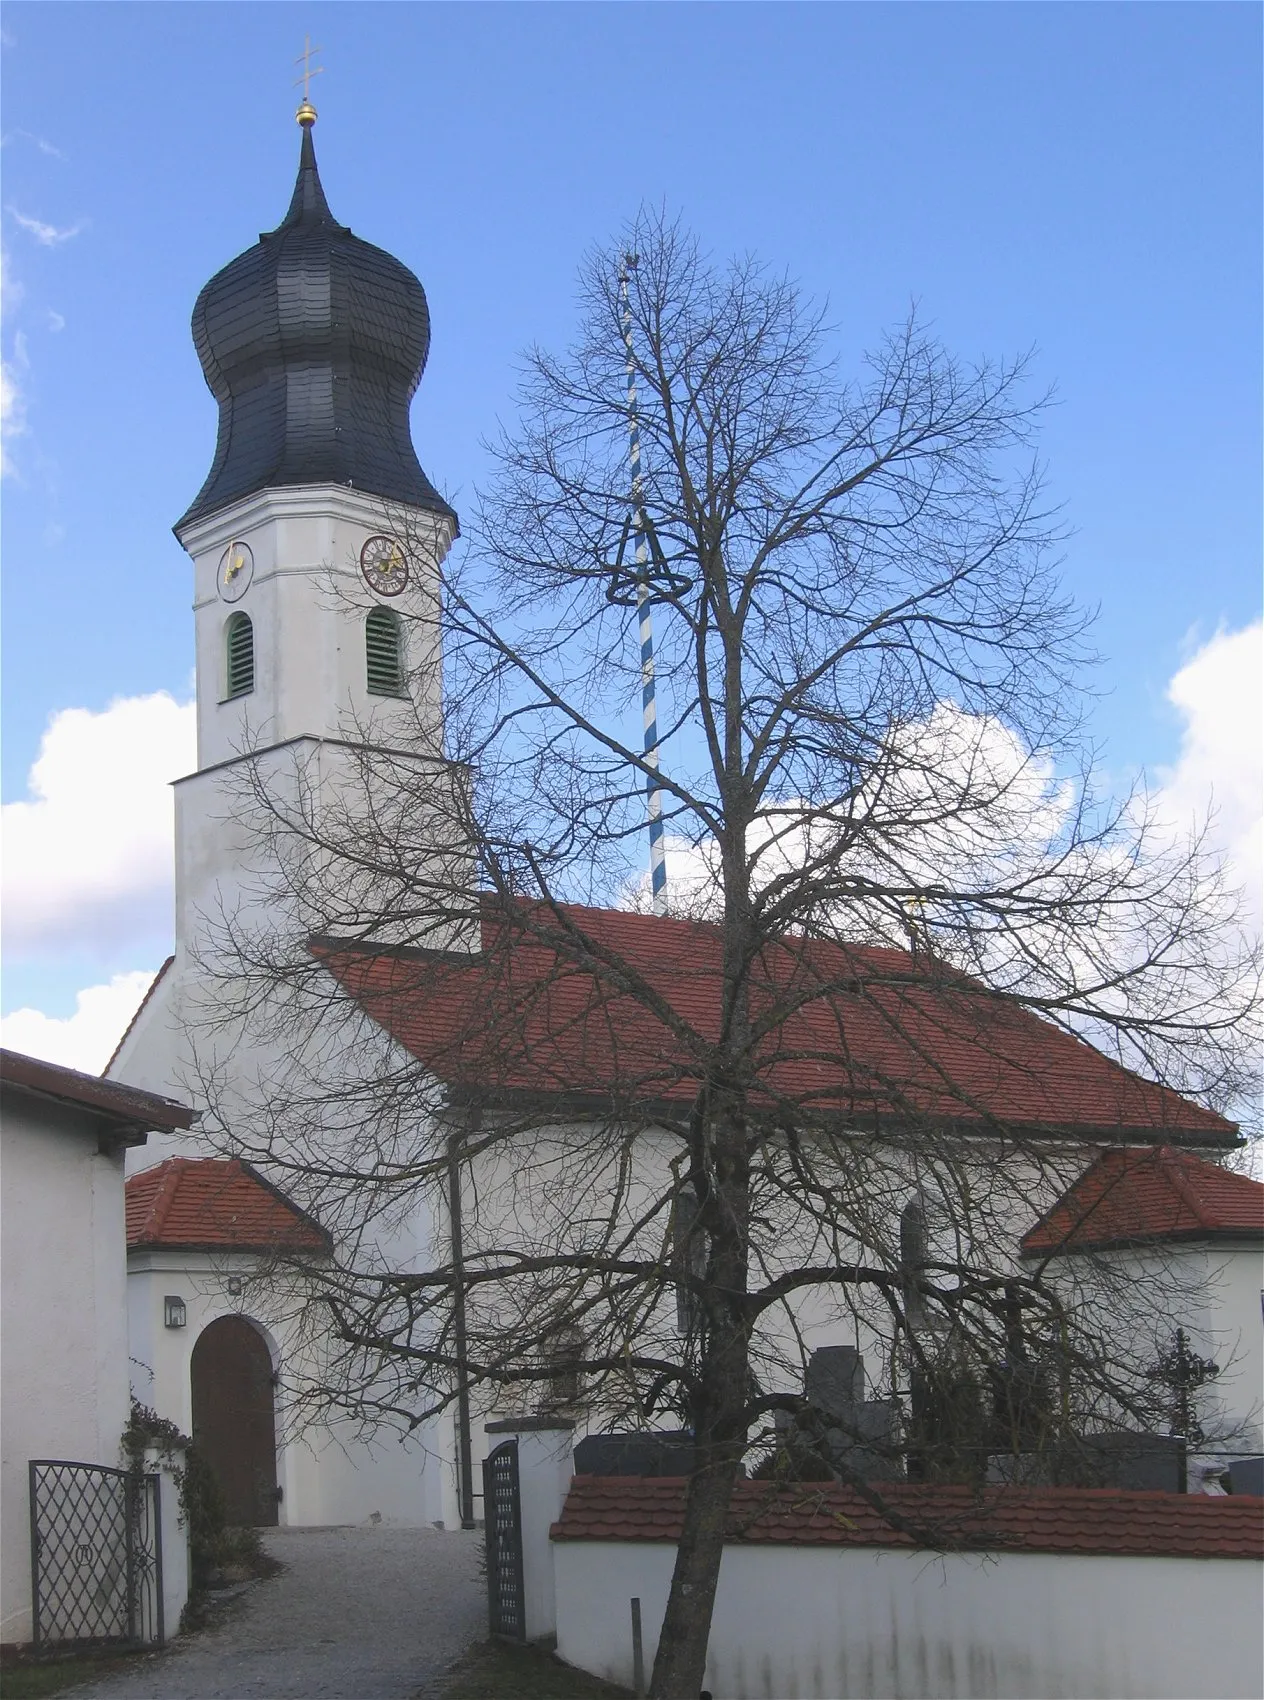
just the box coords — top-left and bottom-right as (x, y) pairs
(448, 1106), (478, 1528)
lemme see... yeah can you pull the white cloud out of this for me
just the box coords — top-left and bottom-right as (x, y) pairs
(1156, 621), (1262, 929)
(1, 245), (26, 476)
(623, 632), (1263, 939)
(7, 207), (84, 246)
(10, 132), (67, 162)
(623, 704), (1074, 939)
(0, 971), (157, 1074)
(0, 130), (64, 159)
(0, 242), (21, 315)
(0, 354), (25, 475)
(2, 691), (196, 958)
(46, 308), (64, 332)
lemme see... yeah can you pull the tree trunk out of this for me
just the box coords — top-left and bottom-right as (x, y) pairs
(648, 1447), (743, 1698)
(650, 1093), (751, 1699)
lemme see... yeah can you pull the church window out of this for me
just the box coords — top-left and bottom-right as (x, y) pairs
(672, 1185), (707, 1336)
(900, 1198), (928, 1328)
(365, 607), (406, 697)
(224, 612), (254, 699)
(541, 1326), (585, 1410)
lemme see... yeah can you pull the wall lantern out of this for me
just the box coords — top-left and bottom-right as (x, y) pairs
(163, 1295), (187, 1330)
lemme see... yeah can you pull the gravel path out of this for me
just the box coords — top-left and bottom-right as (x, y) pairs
(70, 1526), (485, 1700)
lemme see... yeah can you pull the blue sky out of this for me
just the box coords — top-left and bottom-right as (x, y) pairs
(2, 3), (1260, 1061)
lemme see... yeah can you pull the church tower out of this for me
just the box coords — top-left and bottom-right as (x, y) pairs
(160, 105), (466, 965)
(110, 105), (467, 1095)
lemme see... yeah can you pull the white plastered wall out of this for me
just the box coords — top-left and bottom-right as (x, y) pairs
(1202, 1241), (1264, 1450)
(553, 1538), (1264, 1700)
(0, 1095), (135, 1643)
(452, 1117), (1090, 1436)
(127, 1248), (445, 1528)
(1037, 1240), (1264, 1459)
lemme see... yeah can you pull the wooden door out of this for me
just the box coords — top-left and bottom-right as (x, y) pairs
(190, 1316), (279, 1526)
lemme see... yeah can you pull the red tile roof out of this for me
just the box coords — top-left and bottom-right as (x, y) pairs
(551, 1476), (1263, 1560)
(316, 903), (1233, 1141)
(126, 1158), (330, 1254)
(2, 1047), (192, 1146)
(1021, 1145), (1264, 1256)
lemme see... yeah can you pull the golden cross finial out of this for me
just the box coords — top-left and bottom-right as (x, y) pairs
(294, 35), (323, 126)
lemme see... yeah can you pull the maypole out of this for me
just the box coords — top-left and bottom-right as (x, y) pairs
(618, 255), (668, 916)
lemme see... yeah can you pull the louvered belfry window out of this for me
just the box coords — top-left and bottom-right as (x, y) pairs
(224, 612), (254, 699)
(365, 606), (405, 697)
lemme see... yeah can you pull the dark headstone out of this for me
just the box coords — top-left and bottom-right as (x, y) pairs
(573, 1431), (696, 1476)
(805, 1346), (865, 1419)
(1229, 1456), (1264, 1496)
(1082, 1433), (1184, 1493)
(989, 1433), (1185, 1492)
(986, 1452), (1057, 1488)
(819, 1400), (900, 1483)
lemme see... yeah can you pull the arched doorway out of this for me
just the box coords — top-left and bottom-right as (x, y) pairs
(190, 1316), (279, 1526)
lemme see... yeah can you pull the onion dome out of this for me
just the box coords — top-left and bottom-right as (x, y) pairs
(177, 116), (456, 533)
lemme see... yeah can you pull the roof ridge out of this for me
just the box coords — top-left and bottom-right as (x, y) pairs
(145, 1160), (186, 1242)
(1155, 1144), (1220, 1231)
(237, 1158), (330, 1244)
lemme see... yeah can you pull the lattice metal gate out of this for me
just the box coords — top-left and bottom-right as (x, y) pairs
(29, 1460), (164, 1648)
(482, 1440), (525, 1639)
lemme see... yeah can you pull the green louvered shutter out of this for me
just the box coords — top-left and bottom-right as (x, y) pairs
(225, 613), (254, 699)
(366, 607), (405, 696)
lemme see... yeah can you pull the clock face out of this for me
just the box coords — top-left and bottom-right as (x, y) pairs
(360, 534), (409, 597)
(218, 540), (254, 603)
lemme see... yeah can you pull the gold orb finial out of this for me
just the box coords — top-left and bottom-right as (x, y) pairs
(294, 35), (322, 127)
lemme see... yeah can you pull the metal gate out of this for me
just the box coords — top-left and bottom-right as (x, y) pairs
(29, 1461), (164, 1648)
(482, 1440), (525, 1639)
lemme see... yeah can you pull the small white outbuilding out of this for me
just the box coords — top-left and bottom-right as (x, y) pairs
(0, 1050), (193, 1647)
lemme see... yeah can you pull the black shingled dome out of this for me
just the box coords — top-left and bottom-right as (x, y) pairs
(177, 125), (457, 533)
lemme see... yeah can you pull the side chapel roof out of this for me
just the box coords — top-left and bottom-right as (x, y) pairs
(1021, 1144), (1264, 1256)
(126, 1157), (330, 1255)
(315, 902), (1236, 1144)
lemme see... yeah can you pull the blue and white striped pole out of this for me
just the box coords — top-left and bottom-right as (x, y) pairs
(620, 258), (668, 916)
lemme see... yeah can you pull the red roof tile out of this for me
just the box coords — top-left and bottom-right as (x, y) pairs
(1021, 1146), (1264, 1256)
(316, 903), (1233, 1141)
(126, 1158), (330, 1254)
(551, 1476), (1263, 1560)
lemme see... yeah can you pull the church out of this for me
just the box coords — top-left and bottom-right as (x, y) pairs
(105, 100), (1261, 1535)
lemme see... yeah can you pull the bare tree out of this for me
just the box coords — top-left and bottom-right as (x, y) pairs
(194, 213), (1259, 1699)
